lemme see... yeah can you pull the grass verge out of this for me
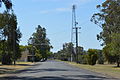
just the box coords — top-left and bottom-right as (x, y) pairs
(65, 61), (120, 79)
(0, 62), (34, 77)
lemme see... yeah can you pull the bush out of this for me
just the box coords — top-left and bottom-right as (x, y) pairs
(91, 54), (98, 65)
(81, 55), (88, 64)
(97, 55), (104, 64)
(97, 50), (104, 64)
(87, 49), (98, 65)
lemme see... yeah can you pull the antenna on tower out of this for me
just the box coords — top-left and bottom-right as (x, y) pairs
(71, 5), (78, 43)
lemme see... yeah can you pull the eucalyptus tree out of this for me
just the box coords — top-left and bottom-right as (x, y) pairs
(0, 12), (22, 65)
(62, 42), (75, 61)
(28, 25), (52, 61)
(54, 42), (78, 61)
(91, 0), (120, 66)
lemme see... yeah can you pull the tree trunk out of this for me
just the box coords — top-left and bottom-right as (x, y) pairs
(13, 60), (16, 65)
(117, 62), (120, 67)
(117, 59), (120, 67)
(2, 53), (12, 65)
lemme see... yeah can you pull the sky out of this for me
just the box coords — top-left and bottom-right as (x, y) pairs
(4, 0), (105, 52)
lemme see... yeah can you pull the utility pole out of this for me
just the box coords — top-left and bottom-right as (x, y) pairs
(71, 5), (80, 63)
(75, 27), (78, 63)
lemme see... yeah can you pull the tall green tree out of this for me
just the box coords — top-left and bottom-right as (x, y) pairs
(0, 12), (22, 65)
(62, 42), (74, 61)
(91, 0), (120, 67)
(103, 33), (120, 66)
(28, 25), (52, 61)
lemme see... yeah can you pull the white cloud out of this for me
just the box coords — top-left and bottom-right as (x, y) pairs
(31, 0), (61, 2)
(40, 7), (71, 14)
(56, 8), (71, 12)
(40, 10), (52, 14)
(32, 0), (93, 3)
(68, 0), (94, 7)
(38, 0), (94, 14)
(74, 0), (94, 5)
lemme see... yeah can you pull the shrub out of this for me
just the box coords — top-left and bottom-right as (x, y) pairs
(87, 49), (98, 65)
(81, 55), (88, 64)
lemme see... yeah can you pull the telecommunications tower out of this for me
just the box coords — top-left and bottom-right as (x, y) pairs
(71, 5), (80, 63)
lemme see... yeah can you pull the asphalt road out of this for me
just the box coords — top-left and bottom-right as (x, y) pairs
(0, 60), (119, 80)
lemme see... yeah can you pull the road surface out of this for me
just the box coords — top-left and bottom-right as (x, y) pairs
(0, 60), (118, 80)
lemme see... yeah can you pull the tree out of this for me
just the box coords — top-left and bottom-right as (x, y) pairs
(54, 42), (85, 62)
(28, 25), (52, 61)
(91, 0), (120, 67)
(0, 0), (12, 11)
(62, 42), (74, 61)
(0, 12), (22, 65)
(91, 0), (120, 45)
(35, 49), (42, 62)
(19, 45), (29, 52)
(54, 42), (84, 62)
(103, 33), (120, 66)
(61, 42), (75, 61)
(110, 33), (120, 67)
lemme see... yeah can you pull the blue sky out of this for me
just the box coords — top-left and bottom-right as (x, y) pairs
(8, 0), (105, 52)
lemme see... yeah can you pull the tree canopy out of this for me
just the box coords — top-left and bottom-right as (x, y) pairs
(0, 11), (22, 65)
(28, 25), (52, 61)
(0, 0), (12, 10)
(91, 0), (120, 67)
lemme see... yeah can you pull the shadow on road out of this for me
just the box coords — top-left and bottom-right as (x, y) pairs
(0, 76), (73, 80)
(15, 68), (72, 74)
(0, 61), (118, 80)
(62, 74), (111, 80)
(0, 67), (117, 80)
(0, 74), (116, 80)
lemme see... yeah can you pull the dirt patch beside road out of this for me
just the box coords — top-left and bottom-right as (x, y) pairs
(0, 62), (35, 77)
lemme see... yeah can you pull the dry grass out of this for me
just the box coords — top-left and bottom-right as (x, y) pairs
(66, 61), (120, 79)
(0, 62), (34, 76)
